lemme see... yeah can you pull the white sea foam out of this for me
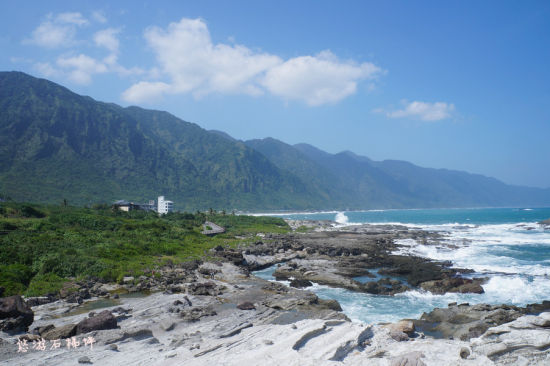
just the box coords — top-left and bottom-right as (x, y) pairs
(335, 212), (349, 225)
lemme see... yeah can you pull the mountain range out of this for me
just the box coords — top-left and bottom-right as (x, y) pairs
(1, 71), (549, 211)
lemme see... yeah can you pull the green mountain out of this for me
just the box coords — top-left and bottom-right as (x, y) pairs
(1, 71), (549, 210)
(244, 138), (550, 208)
(0, 71), (322, 210)
(291, 141), (550, 208)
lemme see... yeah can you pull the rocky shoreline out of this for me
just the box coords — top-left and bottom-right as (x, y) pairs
(1, 222), (549, 365)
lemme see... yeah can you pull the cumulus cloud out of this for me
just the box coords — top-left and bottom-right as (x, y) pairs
(122, 17), (382, 105)
(27, 21), (75, 48)
(138, 18), (281, 100)
(262, 50), (381, 106)
(25, 12), (88, 48)
(26, 12), (144, 85)
(122, 81), (172, 102)
(94, 28), (120, 53)
(385, 101), (455, 121)
(56, 54), (108, 84)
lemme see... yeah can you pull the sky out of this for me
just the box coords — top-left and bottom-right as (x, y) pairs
(1, 0), (549, 188)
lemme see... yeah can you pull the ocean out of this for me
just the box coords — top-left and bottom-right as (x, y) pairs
(253, 207), (550, 324)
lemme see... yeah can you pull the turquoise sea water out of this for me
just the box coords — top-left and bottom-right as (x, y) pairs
(253, 207), (550, 324)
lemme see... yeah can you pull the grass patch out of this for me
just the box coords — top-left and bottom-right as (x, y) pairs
(25, 273), (67, 297)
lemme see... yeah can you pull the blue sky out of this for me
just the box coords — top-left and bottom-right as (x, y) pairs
(1, 1), (549, 188)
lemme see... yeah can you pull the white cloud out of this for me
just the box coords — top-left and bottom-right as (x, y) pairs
(34, 62), (60, 78)
(122, 81), (172, 102)
(27, 12), (143, 85)
(139, 18), (281, 100)
(55, 12), (89, 26)
(56, 54), (108, 84)
(122, 17), (382, 105)
(385, 101), (455, 121)
(25, 12), (88, 48)
(262, 50), (382, 106)
(27, 21), (76, 48)
(94, 28), (120, 53)
(92, 11), (107, 24)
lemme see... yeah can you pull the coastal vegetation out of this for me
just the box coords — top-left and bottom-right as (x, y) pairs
(0, 201), (289, 297)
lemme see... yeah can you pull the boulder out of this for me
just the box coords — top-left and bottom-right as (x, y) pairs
(76, 310), (117, 335)
(0, 295), (34, 333)
(420, 277), (485, 294)
(187, 282), (222, 296)
(289, 278), (313, 288)
(385, 320), (415, 336)
(33, 324), (54, 335)
(237, 302), (256, 310)
(18, 333), (41, 342)
(317, 299), (343, 312)
(42, 323), (77, 340)
(179, 306), (217, 322)
(261, 282), (288, 293)
(414, 303), (524, 340)
(78, 356), (92, 364)
(25, 296), (56, 307)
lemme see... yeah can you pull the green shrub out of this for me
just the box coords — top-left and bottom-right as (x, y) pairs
(20, 205), (46, 218)
(25, 273), (66, 297)
(0, 264), (33, 296)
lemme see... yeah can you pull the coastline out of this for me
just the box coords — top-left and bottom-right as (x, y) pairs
(2, 221), (550, 365)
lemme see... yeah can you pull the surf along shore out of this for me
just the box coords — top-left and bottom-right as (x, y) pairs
(2, 219), (550, 365)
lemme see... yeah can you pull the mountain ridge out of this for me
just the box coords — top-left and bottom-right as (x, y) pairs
(1, 71), (549, 210)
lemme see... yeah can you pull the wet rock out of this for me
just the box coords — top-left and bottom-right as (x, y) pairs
(317, 299), (343, 312)
(76, 310), (117, 335)
(420, 277), (486, 294)
(414, 303), (524, 340)
(0, 295), (34, 333)
(380, 256), (449, 287)
(261, 282), (288, 293)
(237, 302), (256, 310)
(289, 278), (313, 288)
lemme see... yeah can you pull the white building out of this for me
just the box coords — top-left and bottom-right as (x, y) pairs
(157, 196), (174, 214)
